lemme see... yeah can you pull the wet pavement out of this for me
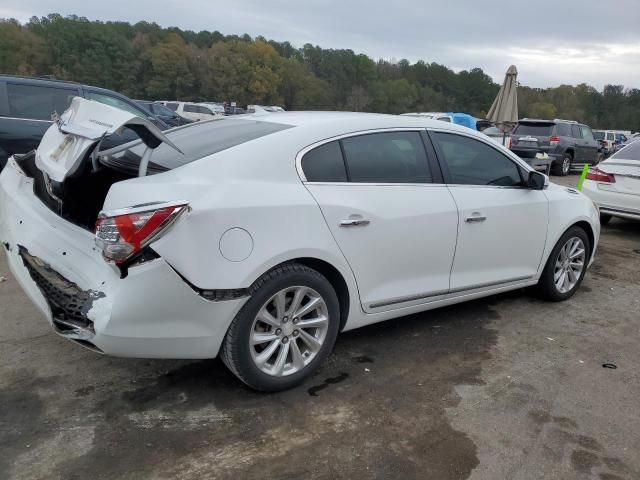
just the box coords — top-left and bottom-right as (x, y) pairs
(1, 174), (639, 479)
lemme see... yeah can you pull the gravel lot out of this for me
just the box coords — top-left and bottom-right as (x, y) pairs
(1, 174), (639, 480)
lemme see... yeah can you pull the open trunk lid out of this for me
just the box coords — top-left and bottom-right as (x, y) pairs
(36, 96), (181, 182)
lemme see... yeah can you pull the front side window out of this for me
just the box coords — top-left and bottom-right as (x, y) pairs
(165, 103), (179, 111)
(341, 132), (432, 183)
(7, 83), (77, 120)
(430, 132), (523, 187)
(581, 126), (595, 141)
(301, 141), (347, 182)
(87, 92), (146, 117)
(571, 125), (583, 138)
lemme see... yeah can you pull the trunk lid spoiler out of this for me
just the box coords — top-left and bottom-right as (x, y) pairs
(36, 97), (182, 182)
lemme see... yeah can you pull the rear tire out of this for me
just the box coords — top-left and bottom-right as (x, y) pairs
(538, 226), (590, 301)
(553, 153), (572, 176)
(221, 263), (340, 392)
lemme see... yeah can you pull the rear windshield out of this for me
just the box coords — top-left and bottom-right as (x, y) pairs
(611, 141), (640, 161)
(100, 118), (293, 173)
(592, 131), (605, 140)
(514, 123), (554, 136)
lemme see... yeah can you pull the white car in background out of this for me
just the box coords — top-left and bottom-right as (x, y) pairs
(582, 141), (640, 224)
(0, 99), (599, 391)
(160, 101), (221, 122)
(401, 112), (453, 122)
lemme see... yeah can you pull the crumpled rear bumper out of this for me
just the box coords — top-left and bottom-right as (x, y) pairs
(0, 158), (247, 359)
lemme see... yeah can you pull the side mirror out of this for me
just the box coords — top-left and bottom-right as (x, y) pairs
(528, 171), (546, 190)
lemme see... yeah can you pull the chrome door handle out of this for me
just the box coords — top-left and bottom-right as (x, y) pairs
(340, 218), (370, 227)
(465, 215), (487, 223)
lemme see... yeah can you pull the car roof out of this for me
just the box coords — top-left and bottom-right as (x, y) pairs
(228, 111), (479, 139)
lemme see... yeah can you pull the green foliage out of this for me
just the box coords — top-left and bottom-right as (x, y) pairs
(0, 14), (638, 131)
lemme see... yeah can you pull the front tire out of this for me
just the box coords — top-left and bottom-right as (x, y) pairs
(538, 226), (590, 301)
(221, 263), (340, 391)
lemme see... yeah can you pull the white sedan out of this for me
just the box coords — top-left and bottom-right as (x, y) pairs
(582, 141), (640, 224)
(0, 98), (599, 391)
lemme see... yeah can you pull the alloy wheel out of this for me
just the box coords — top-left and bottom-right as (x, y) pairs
(249, 286), (329, 377)
(553, 237), (586, 293)
(562, 157), (571, 175)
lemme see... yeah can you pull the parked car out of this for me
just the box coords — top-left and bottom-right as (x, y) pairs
(0, 101), (600, 391)
(0, 75), (168, 171)
(159, 101), (221, 122)
(482, 126), (512, 148)
(511, 119), (603, 176)
(402, 112), (453, 122)
(199, 102), (226, 115)
(582, 141), (640, 224)
(134, 100), (193, 127)
(592, 130), (617, 156)
(247, 105), (285, 113)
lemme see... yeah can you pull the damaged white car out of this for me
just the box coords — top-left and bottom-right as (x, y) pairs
(0, 98), (600, 391)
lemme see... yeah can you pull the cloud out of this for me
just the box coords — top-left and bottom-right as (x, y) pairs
(1, 0), (639, 88)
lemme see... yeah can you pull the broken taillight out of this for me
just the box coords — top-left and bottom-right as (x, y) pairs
(95, 202), (188, 264)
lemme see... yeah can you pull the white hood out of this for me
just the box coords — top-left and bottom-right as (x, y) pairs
(35, 96), (180, 182)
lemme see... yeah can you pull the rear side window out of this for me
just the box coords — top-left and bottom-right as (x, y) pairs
(571, 125), (583, 138)
(514, 123), (553, 136)
(341, 132), (432, 183)
(100, 119), (293, 171)
(431, 132), (522, 187)
(301, 141), (347, 182)
(7, 83), (77, 120)
(556, 123), (570, 136)
(165, 103), (179, 111)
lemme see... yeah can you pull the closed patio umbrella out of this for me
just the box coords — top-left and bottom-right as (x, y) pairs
(487, 65), (518, 135)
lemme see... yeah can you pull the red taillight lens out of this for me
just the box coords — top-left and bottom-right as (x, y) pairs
(549, 135), (560, 146)
(95, 203), (188, 264)
(586, 168), (615, 183)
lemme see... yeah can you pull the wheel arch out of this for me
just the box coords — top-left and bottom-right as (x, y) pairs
(248, 257), (353, 332)
(564, 148), (574, 159)
(572, 220), (595, 260)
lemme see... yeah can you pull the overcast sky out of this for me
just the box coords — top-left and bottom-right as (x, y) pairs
(2, 0), (639, 89)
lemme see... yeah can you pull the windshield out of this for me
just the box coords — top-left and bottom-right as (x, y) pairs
(514, 123), (554, 136)
(153, 104), (177, 116)
(592, 131), (605, 140)
(100, 118), (293, 172)
(611, 141), (640, 161)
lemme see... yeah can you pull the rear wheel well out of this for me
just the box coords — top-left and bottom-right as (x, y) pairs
(564, 149), (574, 159)
(286, 258), (350, 332)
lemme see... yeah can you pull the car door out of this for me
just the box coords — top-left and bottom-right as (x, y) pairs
(428, 130), (548, 292)
(300, 130), (459, 313)
(3, 81), (81, 159)
(580, 126), (599, 163)
(570, 124), (584, 163)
